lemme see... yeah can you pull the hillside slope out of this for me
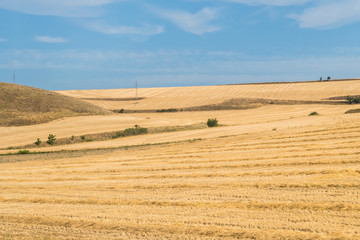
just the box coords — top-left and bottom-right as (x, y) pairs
(57, 79), (360, 111)
(0, 82), (111, 126)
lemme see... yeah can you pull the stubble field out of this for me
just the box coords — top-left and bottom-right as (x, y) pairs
(0, 80), (359, 239)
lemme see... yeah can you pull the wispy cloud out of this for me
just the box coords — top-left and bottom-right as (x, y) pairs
(0, 38), (7, 42)
(291, 0), (360, 29)
(227, 0), (360, 29)
(152, 7), (221, 35)
(35, 36), (68, 43)
(0, 0), (120, 17)
(82, 21), (164, 36)
(226, 0), (312, 6)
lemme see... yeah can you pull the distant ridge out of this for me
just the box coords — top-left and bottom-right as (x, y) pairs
(223, 78), (360, 86)
(0, 82), (112, 126)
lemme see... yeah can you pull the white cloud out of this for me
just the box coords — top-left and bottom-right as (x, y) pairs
(226, 0), (312, 6)
(0, 38), (7, 42)
(153, 7), (221, 35)
(291, 0), (360, 29)
(83, 21), (164, 36)
(35, 36), (68, 43)
(0, 0), (120, 17)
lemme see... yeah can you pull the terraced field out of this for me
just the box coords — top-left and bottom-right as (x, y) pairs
(0, 80), (360, 239)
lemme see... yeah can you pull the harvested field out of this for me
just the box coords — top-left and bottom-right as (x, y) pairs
(1, 118), (360, 239)
(1, 79), (360, 239)
(57, 79), (360, 110)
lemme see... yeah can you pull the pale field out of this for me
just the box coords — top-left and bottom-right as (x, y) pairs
(0, 118), (360, 239)
(0, 104), (356, 151)
(1, 80), (360, 239)
(57, 80), (360, 110)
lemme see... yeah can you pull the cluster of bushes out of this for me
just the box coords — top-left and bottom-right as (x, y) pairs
(34, 134), (56, 146)
(156, 108), (178, 113)
(112, 125), (148, 138)
(346, 96), (360, 104)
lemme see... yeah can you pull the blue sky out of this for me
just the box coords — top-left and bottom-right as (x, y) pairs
(1, 0), (360, 90)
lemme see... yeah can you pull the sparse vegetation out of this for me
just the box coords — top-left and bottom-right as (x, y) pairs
(345, 109), (360, 114)
(309, 112), (319, 116)
(112, 125), (148, 138)
(35, 138), (42, 146)
(17, 149), (31, 154)
(156, 108), (178, 113)
(346, 95), (360, 104)
(207, 118), (218, 127)
(47, 134), (56, 145)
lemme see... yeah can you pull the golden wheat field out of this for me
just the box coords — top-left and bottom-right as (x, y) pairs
(1, 80), (360, 239)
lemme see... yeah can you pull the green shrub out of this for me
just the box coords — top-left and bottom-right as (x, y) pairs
(346, 96), (360, 104)
(35, 138), (41, 145)
(207, 118), (218, 127)
(80, 135), (86, 140)
(119, 109), (125, 113)
(18, 150), (30, 154)
(309, 112), (319, 116)
(70, 135), (75, 141)
(47, 134), (56, 145)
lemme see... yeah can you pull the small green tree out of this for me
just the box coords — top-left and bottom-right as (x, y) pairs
(207, 118), (218, 127)
(47, 134), (56, 145)
(327, 76), (331, 80)
(35, 138), (41, 146)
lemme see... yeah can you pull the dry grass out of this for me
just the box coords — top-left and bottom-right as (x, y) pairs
(0, 82), (111, 126)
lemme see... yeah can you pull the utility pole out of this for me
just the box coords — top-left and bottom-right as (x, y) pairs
(135, 81), (138, 100)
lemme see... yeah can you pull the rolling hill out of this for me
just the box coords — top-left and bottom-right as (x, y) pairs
(0, 82), (111, 126)
(57, 79), (360, 111)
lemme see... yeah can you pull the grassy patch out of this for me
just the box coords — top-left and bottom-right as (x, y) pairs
(0, 82), (111, 127)
(345, 109), (360, 114)
(309, 112), (319, 116)
(156, 108), (178, 113)
(17, 150), (31, 154)
(112, 125), (148, 139)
